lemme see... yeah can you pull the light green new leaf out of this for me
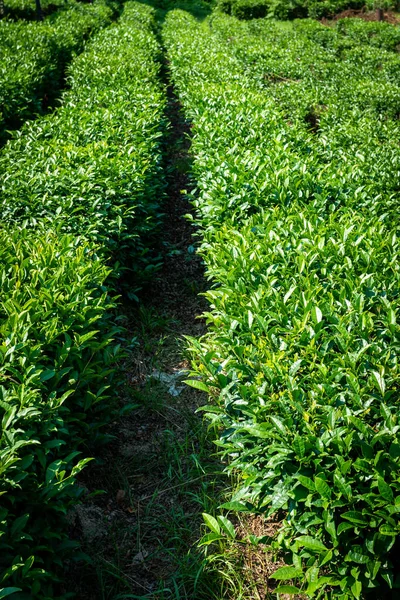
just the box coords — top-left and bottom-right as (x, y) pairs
(296, 536), (328, 552)
(202, 513), (220, 535)
(270, 566), (303, 580)
(217, 515), (236, 539)
(183, 380), (210, 393)
(275, 585), (301, 595)
(378, 477), (394, 503)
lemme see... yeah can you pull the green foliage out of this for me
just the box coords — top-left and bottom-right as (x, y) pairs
(0, 2), (166, 597)
(0, 2), (166, 279)
(295, 17), (400, 52)
(335, 17), (400, 51)
(216, 0), (307, 19)
(0, 0), (114, 142)
(0, 229), (117, 599)
(155, 0), (212, 16)
(305, 0), (364, 18)
(365, 0), (399, 10)
(164, 9), (400, 598)
(216, 0), (398, 20)
(3, 0), (68, 20)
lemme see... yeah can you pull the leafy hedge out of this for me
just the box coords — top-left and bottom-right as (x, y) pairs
(334, 18), (400, 51)
(164, 10), (400, 599)
(216, 0), (307, 20)
(0, 3), (165, 598)
(0, 230), (117, 599)
(293, 18), (400, 53)
(216, 0), (398, 20)
(0, 0), (115, 143)
(0, 2), (166, 280)
(3, 0), (68, 20)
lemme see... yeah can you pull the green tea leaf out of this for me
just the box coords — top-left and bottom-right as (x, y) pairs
(296, 475), (315, 491)
(351, 579), (362, 599)
(270, 566), (303, 580)
(372, 371), (386, 396)
(296, 536), (328, 552)
(220, 501), (249, 512)
(275, 585), (301, 594)
(202, 513), (220, 535)
(183, 380), (210, 393)
(379, 524), (398, 536)
(341, 512), (368, 526)
(378, 477), (394, 503)
(311, 305), (323, 324)
(346, 547), (370, 564)
(315, 477), (331, 499)
(217, 515), (236, 539)
(293, 436), (305, 459)
(0, 589), (22, 599)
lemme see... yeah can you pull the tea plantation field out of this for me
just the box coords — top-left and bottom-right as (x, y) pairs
(0, 0), (119, 142)
(0, 0), (399, 598)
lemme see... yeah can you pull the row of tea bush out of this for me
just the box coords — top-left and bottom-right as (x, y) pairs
(0, 0), (115, 143)
(216, 0), (400, 22)
(164, 9), (400, 598)
(0, 3), (166, 598)
(293, 17), (400, 53)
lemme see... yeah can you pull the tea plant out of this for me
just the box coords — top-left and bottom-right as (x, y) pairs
(0, 0), (114, 142)
(4, 0), (81, 21)
(164, 10), (400, 598)
(4, 0), (69, 20)
(335, 17), (400, 51)
(0, 3), (166, 597)
(0, 2), (166, 279)
(294, 17), (400, 53)
(216, 0), (399, 19)
(0, 229), (118, 598)
(217, 0), (307, 20)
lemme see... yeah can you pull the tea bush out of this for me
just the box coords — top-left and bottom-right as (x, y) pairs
(164, 10), (400, 598)
(3, 0), (68, 20)
(0, 0), (114, 142)
(217, 0), (307, 20)
(0, 229), (117, 599)
(305, 0), (364, 18)
(216, 0), (397, 19)
(0, 3), (166, 597)
(293, 17), (400, 52)
(0, 2), (166, 279)
(335, 17), (400, 51)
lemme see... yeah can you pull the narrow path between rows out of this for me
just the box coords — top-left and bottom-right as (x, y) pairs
(68, 36), (230, 600)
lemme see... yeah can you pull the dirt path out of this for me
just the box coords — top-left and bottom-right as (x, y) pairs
(66, 11), (286, 597)
(66, 45), (232, 599)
